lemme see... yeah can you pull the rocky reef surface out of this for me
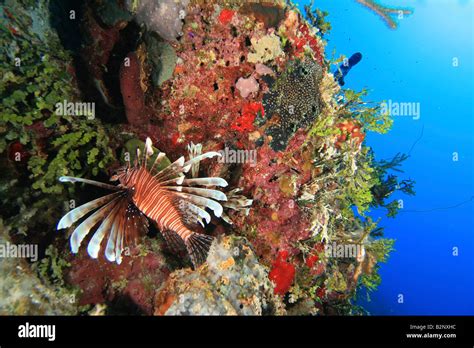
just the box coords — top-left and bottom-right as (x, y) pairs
(0, 0), (414, 315)
(0, 221), (76, 315)
(155, 235), (284, 315)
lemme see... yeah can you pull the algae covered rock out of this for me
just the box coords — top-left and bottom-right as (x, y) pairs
(134, 0), (189, 41)
(145, 33), (178, 87)
(0, 222), (77, 315)
(154, 235), (285, 315)
(96, 0), (133, 27)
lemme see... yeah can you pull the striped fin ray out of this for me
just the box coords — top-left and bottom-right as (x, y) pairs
(178, 200), (212, 227)
(172, 192), (224, 218)
(155, 169), (188, 185)
(142, 137), (154, 168)
(115, 226), (124, 264)
(59, 176), (122, 191)
(87, 199), (123, 258)
(159, 175), (185, 186)
(185, 232), (214, 267)
(153, 151), (221, 183)
(183, 152), (222, 168)
(105, 212), (120, 262)
(70, 196), (122, 254)
(57, 191), (122, 230)
(113, 201), (149, 264)
(114, 200), (127, 264)
(149, 152), (167, 175)
(135, 148), (141, 167)
(164, 186), (228, 201)
(153, 156), (185, 181)
(182, 177), (228, 187)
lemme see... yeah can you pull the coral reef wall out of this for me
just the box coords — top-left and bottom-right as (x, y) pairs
(0, 0), (413, 315)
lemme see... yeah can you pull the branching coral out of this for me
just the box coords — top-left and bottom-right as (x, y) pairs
(355, 0), (413, 30)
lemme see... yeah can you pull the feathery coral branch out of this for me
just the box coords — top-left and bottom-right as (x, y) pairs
(355, 0), (413, 29)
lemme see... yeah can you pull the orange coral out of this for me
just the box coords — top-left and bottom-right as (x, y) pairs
(335, 120), (365, 148)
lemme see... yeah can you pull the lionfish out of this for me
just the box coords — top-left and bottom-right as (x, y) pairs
(57, 138), (249, 267)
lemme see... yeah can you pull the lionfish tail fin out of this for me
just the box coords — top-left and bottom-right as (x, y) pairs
(185, 232), (214, 268)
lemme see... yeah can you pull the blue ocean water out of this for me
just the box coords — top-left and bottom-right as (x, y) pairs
(296, 0), (474, 315)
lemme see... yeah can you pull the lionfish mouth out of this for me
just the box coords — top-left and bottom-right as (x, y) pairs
(57, 137), (252, 268)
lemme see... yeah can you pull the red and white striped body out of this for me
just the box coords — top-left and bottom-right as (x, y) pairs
(129, 167), (193, 242)
(57, 138), (251, 267)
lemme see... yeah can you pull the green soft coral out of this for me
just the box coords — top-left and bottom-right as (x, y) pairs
(343, 89), (393, 134)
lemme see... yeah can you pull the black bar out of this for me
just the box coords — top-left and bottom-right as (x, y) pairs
(0, 316), (472, 346)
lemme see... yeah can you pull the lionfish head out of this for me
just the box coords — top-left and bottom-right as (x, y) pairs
(110, 165), (138, 188)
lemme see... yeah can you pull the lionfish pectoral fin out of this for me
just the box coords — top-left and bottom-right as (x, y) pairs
(86, 197), (145, 264)
(57, 191), (122, 230)
(162, 229), (186, 254)
(103, 199), (138, 264)
(87, 201), (122, 259)
(59, 176), (122, 191)
(185, 232), (214, 268)
(70, 196), (121, 254)
(105, 219), (119, 263)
